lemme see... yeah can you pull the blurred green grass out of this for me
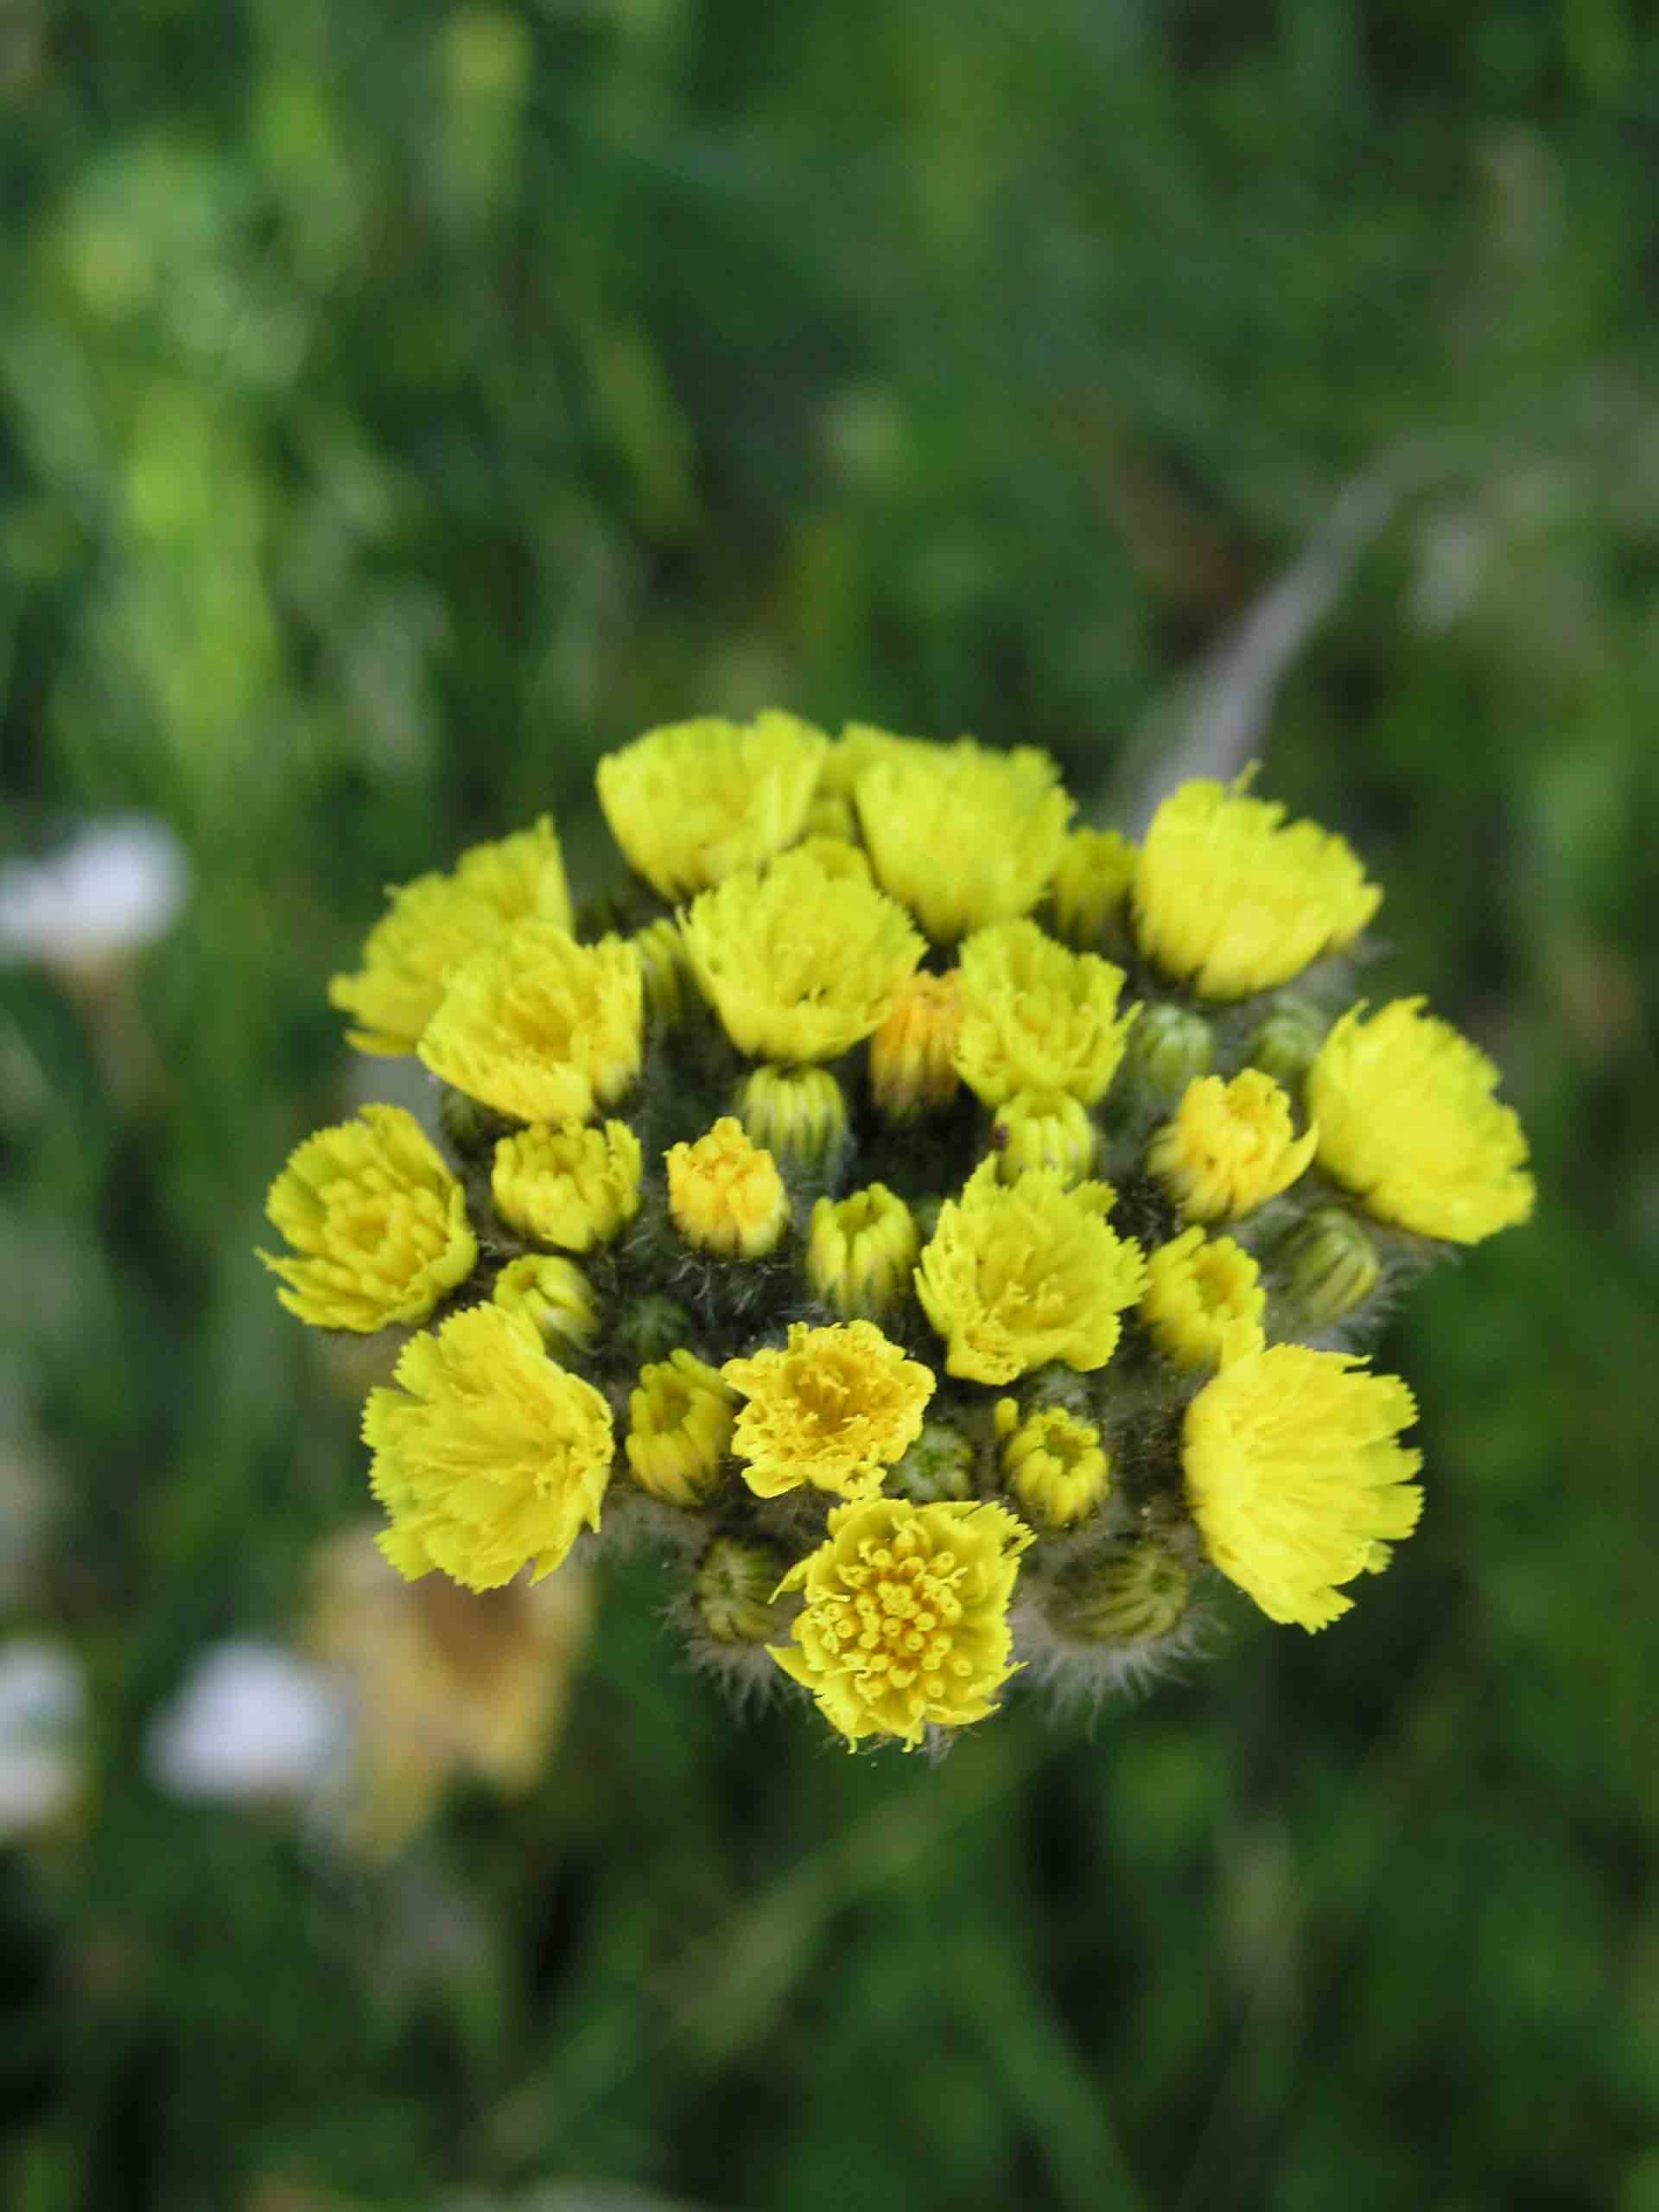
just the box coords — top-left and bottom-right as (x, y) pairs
(3, 3), (1657, 2207)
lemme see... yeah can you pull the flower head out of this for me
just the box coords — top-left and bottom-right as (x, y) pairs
(330, 818), (571, 1055)
(260, 1105), (476, 1332)
(806, 1185), (920, 1319)
(1307, 999), (1535, 1243)
(1133, 778), (1381, 1000)
(734, 1065), (848, 1174)
(769, 1497), (1033, 1747)
(595, 712), (828, 899)
(1048, 827), (1138, 948)
(868, 970), (963, 1122)
(856, 738), (1073, 941)
(491, 1255), (598, 1356)
(418, 921), (642, 1126)
(994, 1400), (1110, 1530)
(1183, 1344), (1422, 1629)
(1147, 1069), (1317, 1223)
(625, 1350), (738, 1508)
(491, 1119), (642, 1251)
(1140, 1227), (1266, 1369)
(632, 916), (694, 1027)
(681, 847), (923, 1062)
(989, 1090), (1098, 1185)
(915, 1162), (1147, 1384)
(665, 1117), (789, 1258)
(365, 1306), (613, 1591)
(954, 919), (1139, 1107)
(722, 1320), (936, 1500)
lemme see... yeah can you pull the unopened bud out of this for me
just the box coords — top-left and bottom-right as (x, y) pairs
(665, 1117), (789, 1258)
(1244, 1000), (1326, 1090)
(1128, 1004), (1213, 1099)
(1049, 828), (1139, 948)
(632, 917), (695, 1027)
(694, 1536), (795, 1643)
(995, 1398), (1109, 1530)
(887, 1419), (976, 1503)
(990, 1090), (1097, 1185)
(625, 1349), (737, 1508)
(613, 1293), (695, 1368)
(1279, 1205), (1382, 1325)
(492, 1255), (598, 1355)
(806, 1184), (919, 1319)
(868, 971), (963, 1122)
(1050, 1538), (1191, 1645)
(735, 1064), (848, 1177)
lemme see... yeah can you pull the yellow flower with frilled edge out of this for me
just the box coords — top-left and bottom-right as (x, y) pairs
(329, 817), (572, 1055)
(1306, 998), (1535, 1243)
(993, 1399), (1109, 1530)
(595, 711), (828, 899)
(806, 1185), (919, 1319)
(1133, 777), (1381, 1000)
(418, 921), (642, 1126)
(767, 1497), (1033, 1748)
(1140, 1227), (1266, 1369)
(625, 1350), (738, 1509)
(632, 916), (694, 1027)
(721, 1319), (936, 1501)
(1049, 828), (1139, 948)
(989, 1090), (1098, 1185)
(1147, 1070), (1318, 1224)
(259, 1105), (476, 1332)
(665, 1117), (789, 1258)
(491, 1119), (642, 1251)
(1183, 1344), (1422, 1630)
(868, 970), (963, 1123)
(954, 920), (1139, 1107)
(914, 1161), (1147, 1385)
(492, 1255), (598, 1357)
(680, 847), (924, 1062)
(365, 1305), (613, 1591)
(855, 737), (1074, 943)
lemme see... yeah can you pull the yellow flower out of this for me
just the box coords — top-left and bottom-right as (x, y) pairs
(1147, 1070), (1317, 1223)
(817, 722), (934, 797)
(721, 1319), (936, 1500)
(994, 1399), (1110, 1529)
(329, 817), (571, 1055)
(680, 847), (923, 1062)
(914, 1161), (1147, 1384)
(1140, 1227), (1266, 1368)
(1306, 999), (1535, 1243)
(260, 1104), (476, 1332)
(855, 737), (1074, 942)
(632, 916), (694, 1027)
(1183, 1344), (1422, 1630)
(806, 1185), (920, 1319)
(595, 711), (827, 898)
(953, 920), (1138, 1107)
(625, 1350), (738, 1508)
(418, 921), (642, 1126)
(1049, 828), (1139, 947)
(365, 1305), (613, 1592)
(989, 1090), (1098, 1185)
(868, 970), (963, 1122)
(491, 1119), (642, 1250)
(734, 1065), (848, 1173)
(491, 1254), (598, 1356)
(768, 1497), (1033, 1748)
(1133, 778), (1381, 999)
(665, 1117), (790, 1258)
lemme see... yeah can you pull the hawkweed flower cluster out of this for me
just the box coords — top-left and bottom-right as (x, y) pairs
(262, 717), (1534, 1751)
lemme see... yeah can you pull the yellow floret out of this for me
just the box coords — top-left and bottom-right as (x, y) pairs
(1140, 1226), (1266, 1368)
(806, 1185), (920, 1319)
(491, 1255), (599, 1356)
(1049, 828), (1139, 947)
(1306, 999), (1535, 1243)
(914, 1161), (1147, 1385)
(491, 1119), (642, 1251)
(768, 1497), (1033, 1748)
(988, 1090), (1098, 1185)
(260, 1104), (476, 1332)
(1147, 1069), (1318, 1223)
(955, 919), (1139, 1108)
(868, 970), (963, 1122)
(329, 817), (572, 1055)
(993, 1399), (1110, 1529)
(1182, 1344), (1423, 1630)
(625, 1350), (739, 1509)
(1133, 778), (1381, 1000)
(595, 711), (828, 899)
(680, 847), (924, 1063)
(418, 921), (642, 1126)
(664, 1117), (789, 1258)
(721, 1319), (936, 1501)
(365, 1305), (613, 1592)
(855, 737), (1074, 942)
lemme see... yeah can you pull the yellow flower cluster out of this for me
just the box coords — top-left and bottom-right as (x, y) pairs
(267, 711), (1534, 1752)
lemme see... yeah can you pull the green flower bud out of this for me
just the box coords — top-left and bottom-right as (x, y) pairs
(734, 1064), (849, 1176)
(492, 1255), (598, 1356)
(438, 1084), (507, 1158)
(1128, 1005), (1213, 1099)
(613, 1293), (696, 1368)
(990, 1090), (1097, 1185)
(694, 1536), (794, 1643)
(1244, 999), (1327, 1090)
(1278, 1205), (1382, 1325)
(1049, 1539), (1191, 1646)
(887, 1419), (976, 1503)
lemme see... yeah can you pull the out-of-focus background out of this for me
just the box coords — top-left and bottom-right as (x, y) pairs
(3, 5), (1656, 2208)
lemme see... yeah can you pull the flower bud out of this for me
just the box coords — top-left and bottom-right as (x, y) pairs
(1049, 1538), (1191, 1645)
(492, 1255), (598, 1356)
(805, 1185), (919, 1319)
(735, 1064), (848, 1177)
(693, 1536), (795, 1643)
(625, 1350), (738, 1508)
(1127, 1004), (1213, 1100)
(1049, 828), (1139, 948)
(994, 1398), (1109, 1530)
(1278, 1205), (1382, 1325)
(613, 1293), (695, 1369)
(632, 917), (695, 1027)
(665, 1117), (789, 1258)
(886, 1419), (976, 1503)
(1244, 999), (1326, 1090)
(990, 1090), (1097, 1185)
(868, 970), (963, 1122)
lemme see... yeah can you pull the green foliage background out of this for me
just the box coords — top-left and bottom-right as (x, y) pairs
(3, 3), (1657, 2206)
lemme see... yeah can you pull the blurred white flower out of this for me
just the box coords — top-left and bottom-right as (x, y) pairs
(0, 815), (189, 976)
(147, 1639), (348, 1803)
(0, 1637), (86, 1839)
